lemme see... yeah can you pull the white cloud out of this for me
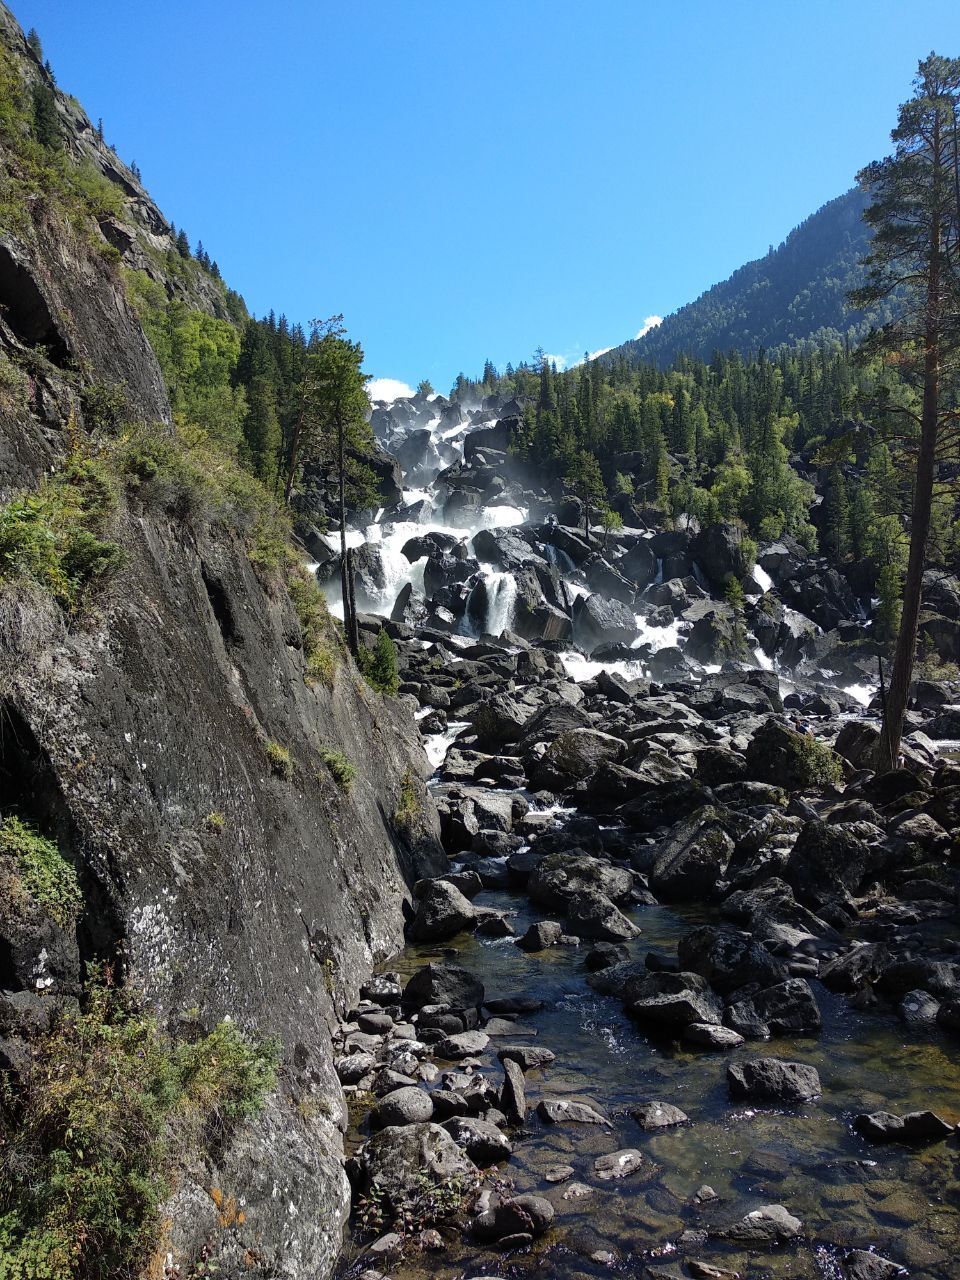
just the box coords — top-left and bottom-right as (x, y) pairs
(541, 352), (568, 371)
(635, 315), (663, 340)
(585, 345), (613, 362)
(368, 376), (415, 403)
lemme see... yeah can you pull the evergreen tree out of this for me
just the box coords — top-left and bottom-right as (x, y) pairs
(851, 52), (960, 770)
(175, 229), (190, 259)
(25, 28), (42, 59)
(31, 80), (59, 148)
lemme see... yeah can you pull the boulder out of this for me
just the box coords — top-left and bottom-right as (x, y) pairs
(720, 1204), (803, 1244)
(528, 851), (633, 910)
(536, 1098), (610, 1125)
(692, 522), (750, 589)
(723, 979), (822, 1039)
(357, 1123), (478, 1219)
(565, 889), (640, 942)
(442, 1116), (512, 1165)
(403, 964), (484, 1011)
(515, 920), (563, 952)
(853, 1109), (954, 1143)
(409, 881), (477, 943)
(745, 719), (842, 791)
(572, 593), (637, 652)
(371, 1087), (435, 1129)
(631, 1101), (689, 1130)
(727, 1058), (821, 1103)
(648, 809), (734, 901)
(677, 925), (788, 996)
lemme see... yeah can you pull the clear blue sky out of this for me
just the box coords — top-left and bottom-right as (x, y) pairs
(11, 0), (960, 394)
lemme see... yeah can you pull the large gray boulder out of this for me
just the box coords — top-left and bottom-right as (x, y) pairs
(528, 851), (634, 910)
(409, 880), (477, 943)
(402, 963), (484, 1011)
(529, 729), (626, 790)
(677, 925), (788, 995)
(692, 521), (750, 589)
(356, 1123), (478, 1219)
(727, 1058), (821, 1103)
(648, 808), (734, 900)
(572, 593), (637, 652)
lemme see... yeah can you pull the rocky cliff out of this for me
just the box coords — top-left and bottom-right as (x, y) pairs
(0, 5), (444, 1275)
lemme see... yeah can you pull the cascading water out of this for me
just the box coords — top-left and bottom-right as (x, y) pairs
(484, 571), (518, 637)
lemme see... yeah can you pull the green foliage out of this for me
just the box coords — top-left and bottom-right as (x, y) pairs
(723, 578), (748, 658)
(318, 747), (356, 794)
(264, 740), (293, 780)
(0, 817), (81, 927)
(392, 771), (420, 834)
(286, 565), (339, 687)
(790, 734), (844, 788)
(0, 453), (122, 610)
(0, 979), (277, 1280)
(204, 810), (225, 833)
(358, 628), (399, 696)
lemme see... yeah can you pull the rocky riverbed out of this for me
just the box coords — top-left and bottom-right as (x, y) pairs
(308, 391), (960, 1280)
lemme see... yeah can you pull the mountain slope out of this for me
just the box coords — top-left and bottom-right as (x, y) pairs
(606, 188), (881, 368)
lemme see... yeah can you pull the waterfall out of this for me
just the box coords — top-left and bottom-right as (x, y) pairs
(485, 571), (517, 637)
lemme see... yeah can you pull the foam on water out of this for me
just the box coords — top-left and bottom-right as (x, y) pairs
(753, 562), (774, 593)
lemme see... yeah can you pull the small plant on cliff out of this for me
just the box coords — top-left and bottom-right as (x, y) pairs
(264, 739), (293, 780)
(0, 815), (82, 927)
(0, 453), (123, 611)
(318, 747), (356, 794)
(392, 771), (420, 834)
(204, 810), (226, 833)
(358, 627), (399, 696)
(286, 565), (340, 689)
(0, 975), (277, 1280)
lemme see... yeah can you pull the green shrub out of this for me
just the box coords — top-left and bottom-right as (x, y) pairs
(0, 816), (82, 927)
(318, 747), (356, 794)
(0, 454), (122, 610)
(287, 566), (340, 688)
(0, 978), (277, 1280)
(264, 740), (293, 780)
(392, 771), (420, 833)
(358, 628), (399, 696)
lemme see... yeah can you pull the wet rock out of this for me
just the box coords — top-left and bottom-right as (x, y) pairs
(357, 1123), (478, 1220)
(594, 1148), (647, 1179)
(560, 1180), (595, 1200)
(409, 880), (477, 943)
(499, 1056), (526, 1123)
(362, 974), (403, 1004)
(403, 964), (484, 1012)
(470, 694), (528, 749)
(529, 728), (626, 790)
(537, 1098), (610, 1125)
(585, 941), (631, 971)
(565, 889), (640, 941)
(727, 1058), (821, 1104)
(720, 1203), (802, 1244)
(630, 988), (723, 1030)
(442, 1116), (513, 1165)
(648, 809), (734, 901)
(899, 988), (940, 1031)
(573, 593), (637, 652)
(544, 1164), (575, 1183)
(723, 978), (822, 1039)
(437, 1029), (490, 1060)
(475, 1193), (554, 1243)
(631, 1102), (690, 1130)
(683, 1023), (745, 1051)
(853, 1109), (954, 1143)
(677, 925), (788, 995)
(528, 851), (634, 909)
(336, 1053), (376, 1084)
(784, 819), (880, 909)
(843, 1249), (904, 1280)
(515, 920), (563, 952)
(474, 915), (515, 939)
(370, 1086), (435, 1129)
(497, 1044), (557, 1070)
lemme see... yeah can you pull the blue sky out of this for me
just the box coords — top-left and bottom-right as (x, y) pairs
(13, 0), (960, 395)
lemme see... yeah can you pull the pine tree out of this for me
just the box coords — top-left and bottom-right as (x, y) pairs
(851, 53), (960, 770)
(31, 81), (59, 148)
(25, 28), (43, 59)
(175, 229), (190, 259)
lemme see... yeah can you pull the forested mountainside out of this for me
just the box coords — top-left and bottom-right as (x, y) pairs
(601, 188), (888, 369)
(0, 7), (444, 1277)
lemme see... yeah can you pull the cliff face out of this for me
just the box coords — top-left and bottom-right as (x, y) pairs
(0, 5), (444, 1275)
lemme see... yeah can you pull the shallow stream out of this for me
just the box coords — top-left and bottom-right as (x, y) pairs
(338, 874), (960, 1279)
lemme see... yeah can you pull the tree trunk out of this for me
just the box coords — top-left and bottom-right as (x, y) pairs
(336, 408), (359, 656)
(878, 155), (942, 772)
(284, 382), (309, 505)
